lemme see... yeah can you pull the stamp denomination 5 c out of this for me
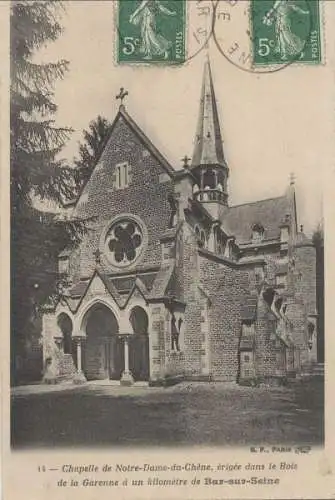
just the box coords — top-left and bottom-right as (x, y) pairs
(251, 0), (322, 65)
(117, 0), (186, 64)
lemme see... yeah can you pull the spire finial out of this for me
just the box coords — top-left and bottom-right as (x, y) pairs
(289, 172), (295, 185)
(116, 87), (129, 108)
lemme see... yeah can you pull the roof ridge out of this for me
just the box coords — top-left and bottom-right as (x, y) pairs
(119, 107), (175, 175)
(229, 195), (287, 209)
(72, 107), (175, 214)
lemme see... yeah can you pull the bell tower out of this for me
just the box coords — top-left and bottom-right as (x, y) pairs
(191, 56), (229, 219)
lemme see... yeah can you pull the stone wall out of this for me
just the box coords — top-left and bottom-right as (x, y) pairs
(68, 116), (174, 281)
(199, 256), (249, 381)
(294, 243), (317, 315)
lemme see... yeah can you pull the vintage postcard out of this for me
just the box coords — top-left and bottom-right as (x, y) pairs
(2, 0), (335, 499)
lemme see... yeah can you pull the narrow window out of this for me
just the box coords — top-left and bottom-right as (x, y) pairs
(115, 163), (129, 189)
(116, 165), (122, 189)
(123, 163), (128, 186)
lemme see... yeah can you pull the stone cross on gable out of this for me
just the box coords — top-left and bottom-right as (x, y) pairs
(182, 155), (192, 168)
(116, 87), (129, 106)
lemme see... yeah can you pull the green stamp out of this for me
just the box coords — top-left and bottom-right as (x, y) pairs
(251, 0), (322, 65)
(117, 0), (186, 64)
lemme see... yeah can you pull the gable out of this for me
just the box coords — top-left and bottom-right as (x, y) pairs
(73, 109), (174, 220)
(70, 109), (177, 273)
(73, 271), (123, 312)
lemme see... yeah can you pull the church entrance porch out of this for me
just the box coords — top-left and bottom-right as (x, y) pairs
(81, 303), (150, 384)
(83, 304), (124, 381)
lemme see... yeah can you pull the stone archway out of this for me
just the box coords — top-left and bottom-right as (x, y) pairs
(129, 306), (150, 381)
(57, 313), (73, 353)
(55, 312), (78, 379)
(82, 303), (123, 380)
(57, 313), (77, 367)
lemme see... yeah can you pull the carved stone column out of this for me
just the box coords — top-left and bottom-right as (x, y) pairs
(120, 335), (134, 386)
(72, 335), (87, 384)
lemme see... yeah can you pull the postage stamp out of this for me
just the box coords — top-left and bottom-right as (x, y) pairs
(251, 0), (322, 65)
(117, 0), (186, 64)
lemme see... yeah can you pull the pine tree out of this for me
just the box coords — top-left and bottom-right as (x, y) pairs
(74, 115), (113, 190)
(10, 0), (77, 383)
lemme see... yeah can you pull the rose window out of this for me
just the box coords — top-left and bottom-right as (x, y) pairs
(106, 220), (143, 266)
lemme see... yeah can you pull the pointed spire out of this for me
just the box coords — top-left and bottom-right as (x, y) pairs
(286, 172), (298, 239)
(191, 55), (226, 169)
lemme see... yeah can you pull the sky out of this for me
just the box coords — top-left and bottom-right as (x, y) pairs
(35, 0), (331, 234)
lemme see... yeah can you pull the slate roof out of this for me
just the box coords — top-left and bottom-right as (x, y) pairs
(67, 271), (122, 306)
(111, 273), (157, 294)
(98, 271), (123, 305)
(191, 56), (226, 169)
(295, 231), (313, 247)
(69, 280), (89, 297)
(149, 263), (175, 298)
(223, 195), (290, 245)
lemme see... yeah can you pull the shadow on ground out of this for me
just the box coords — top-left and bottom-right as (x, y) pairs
(11, 378), (324, 448)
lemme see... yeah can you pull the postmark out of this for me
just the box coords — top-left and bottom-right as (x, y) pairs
(213, 0), (322, 73)
(117, 0), (186, 64)
(185, 0), (215, 62)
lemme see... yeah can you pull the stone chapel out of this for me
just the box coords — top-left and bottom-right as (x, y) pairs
(41, 58), (318, 386)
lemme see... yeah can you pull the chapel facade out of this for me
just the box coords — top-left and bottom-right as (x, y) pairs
(41, 59), (318, 386)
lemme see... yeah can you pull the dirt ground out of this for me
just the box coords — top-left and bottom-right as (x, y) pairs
(11, 377), (324, 448)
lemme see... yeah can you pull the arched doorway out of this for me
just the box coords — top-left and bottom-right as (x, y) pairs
(129, 306), (150, 381)
(57, 313), (77, 367)
(82, 303), (123, 380)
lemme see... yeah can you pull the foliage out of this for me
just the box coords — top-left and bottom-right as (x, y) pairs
(74, 115), (113, 190)
(10, 0), (80, 382)
(11, 0), (74, 210)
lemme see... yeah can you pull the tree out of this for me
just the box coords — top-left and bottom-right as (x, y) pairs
(74, 115), (113, 190)
(10, 1), (77, 383)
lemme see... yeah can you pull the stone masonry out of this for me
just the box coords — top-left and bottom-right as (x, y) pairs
(41, 58), (318, 386)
